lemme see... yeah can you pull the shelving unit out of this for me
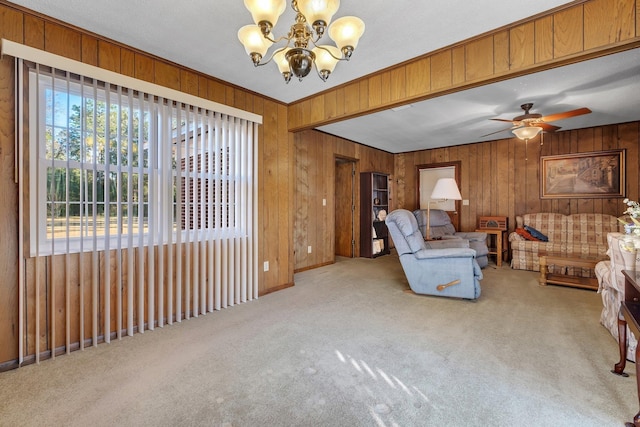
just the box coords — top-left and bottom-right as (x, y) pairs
(360, 172), (390, 258)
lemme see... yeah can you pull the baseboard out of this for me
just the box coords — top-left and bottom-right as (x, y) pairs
(294, 260), (334, 273)
(260, 282), (295, 296)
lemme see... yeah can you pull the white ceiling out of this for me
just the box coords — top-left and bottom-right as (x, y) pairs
(8, 0), (640, 153)
(318, 48), (640, 153)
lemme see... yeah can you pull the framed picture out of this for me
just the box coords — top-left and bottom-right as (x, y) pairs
(541, 149), (625, 199)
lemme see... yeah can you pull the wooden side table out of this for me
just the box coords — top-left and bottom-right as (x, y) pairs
(476, 228), (508, 267)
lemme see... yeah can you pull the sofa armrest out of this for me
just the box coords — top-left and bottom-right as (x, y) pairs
(509, 231), (525, 242)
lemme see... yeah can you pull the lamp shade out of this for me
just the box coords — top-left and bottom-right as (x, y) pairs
(312, 45), (341, 73)
(328, 16), (365, 51)
(273, 48), (291, 73)
(244, 0), (286, 27)
(297, 0), (340, 26)
(430, 178), (462, 200)
(512, 126), (543, 140)
(238, 25), (271, 57)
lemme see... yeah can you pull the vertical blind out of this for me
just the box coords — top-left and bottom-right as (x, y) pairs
(6, 39), (260, 365)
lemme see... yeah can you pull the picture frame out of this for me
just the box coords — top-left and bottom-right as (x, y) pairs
(540, 149), (625, 199)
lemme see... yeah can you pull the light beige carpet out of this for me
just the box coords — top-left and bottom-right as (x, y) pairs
(0, 253), (637, 427)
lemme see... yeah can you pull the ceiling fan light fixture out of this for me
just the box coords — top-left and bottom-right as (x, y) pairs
(485, 103), (591, 139)
(512, 125), (543, 140)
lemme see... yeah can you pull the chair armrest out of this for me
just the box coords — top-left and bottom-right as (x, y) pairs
(455, 231), (487, 242)
(411, 248), (483, 281)
(424, 239), (469, 250)
(414, 248), (476, 260)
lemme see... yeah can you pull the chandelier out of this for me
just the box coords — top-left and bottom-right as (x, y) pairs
(237, 0), (365, 83)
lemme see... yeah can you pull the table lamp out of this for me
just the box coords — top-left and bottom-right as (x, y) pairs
(426, 178), (462, 240)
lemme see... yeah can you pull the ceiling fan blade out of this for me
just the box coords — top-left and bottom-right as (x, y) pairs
(490, 118), (516, 123)
(481, 125), (518, 138)
(540, 107), (591, 122)
(538, 123), (561, 132)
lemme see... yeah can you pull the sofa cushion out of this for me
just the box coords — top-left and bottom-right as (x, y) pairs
(566, 213), (622, 246)
(522, 213), (566, 242)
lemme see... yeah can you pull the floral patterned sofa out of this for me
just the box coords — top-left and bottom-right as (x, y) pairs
(509, 212), (624, 277)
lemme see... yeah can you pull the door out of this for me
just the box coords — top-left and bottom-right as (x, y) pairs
(335, 158), (356, 257)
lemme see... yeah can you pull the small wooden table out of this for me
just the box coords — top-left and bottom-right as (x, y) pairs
(538, 251), (603, 290)
(612, 270), (640, 427)
(477, 228), (508, 267)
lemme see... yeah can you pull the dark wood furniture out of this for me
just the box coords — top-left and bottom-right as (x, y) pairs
(612, 270), (640, 427)
(537, 251), (603, 290)
(360, 172), (390, 258)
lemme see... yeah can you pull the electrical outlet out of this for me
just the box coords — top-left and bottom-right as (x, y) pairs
(322, 198), (326, 206)
(463, 199), (469, 206)
(263, 261), (269, 272)
(307, 246), (312, 253)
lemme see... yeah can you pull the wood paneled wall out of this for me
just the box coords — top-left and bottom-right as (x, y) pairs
(394, 122), (640, 233)
(1, 0), (638, 368)
(0, 2), (294, 368)
(288, 0), (640, 131)
(294, 131), (394, 271)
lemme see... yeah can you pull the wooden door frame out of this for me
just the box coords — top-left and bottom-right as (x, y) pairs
(416, 161), (462, 230)
(334, 155), (358, 257)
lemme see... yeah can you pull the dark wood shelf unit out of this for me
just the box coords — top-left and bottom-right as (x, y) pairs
(360, 172), (390, 258)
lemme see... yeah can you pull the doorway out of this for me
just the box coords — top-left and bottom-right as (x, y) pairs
(335, 157), (356, 257)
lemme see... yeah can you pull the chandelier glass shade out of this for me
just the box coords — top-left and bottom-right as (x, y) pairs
(512, 125), (543, 140)
(238, 0), (365, 83)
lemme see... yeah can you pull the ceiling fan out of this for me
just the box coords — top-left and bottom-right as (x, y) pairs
(482, 102), (592, 138)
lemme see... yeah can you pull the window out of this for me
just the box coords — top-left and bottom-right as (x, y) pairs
(9, 40), (260, 347)
(28, 65), (253, 256)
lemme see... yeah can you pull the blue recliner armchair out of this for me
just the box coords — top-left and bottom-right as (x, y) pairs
(413, 209), (489, 268)
(386, 209), (482, 300)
